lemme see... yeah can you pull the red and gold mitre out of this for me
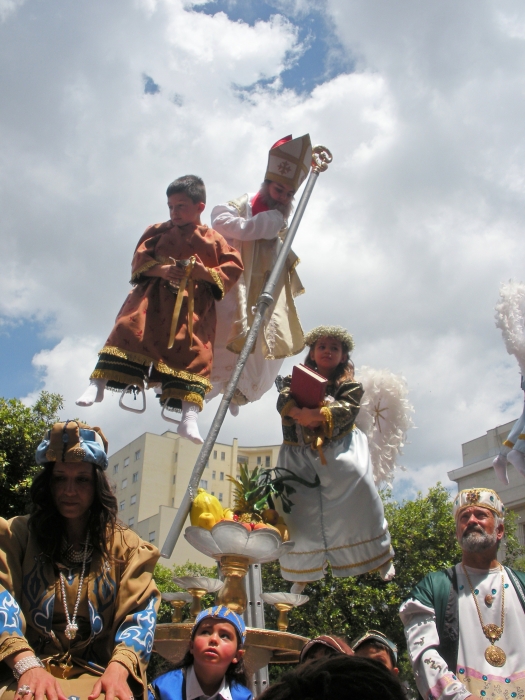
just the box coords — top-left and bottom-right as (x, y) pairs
(265, 134), (312, 192)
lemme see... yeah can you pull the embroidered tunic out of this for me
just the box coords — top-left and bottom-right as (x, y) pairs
(400, 564), (525, 700)
(0, 516), (160, 699)
(90, 221), (243, 410)
(207, 195), (304, 405)
(275, 376), (394, 582)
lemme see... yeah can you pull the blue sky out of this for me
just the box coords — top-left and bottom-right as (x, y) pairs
(193, 0), (353, 94)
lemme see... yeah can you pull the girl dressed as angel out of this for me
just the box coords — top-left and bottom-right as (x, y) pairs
(276, 325), (395, 593)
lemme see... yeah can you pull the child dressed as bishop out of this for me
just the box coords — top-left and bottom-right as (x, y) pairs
(76, 175), (243, 444)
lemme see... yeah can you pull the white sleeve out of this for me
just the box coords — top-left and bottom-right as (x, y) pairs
(211, 203), (284, 242)
(399, 599), (472, 700)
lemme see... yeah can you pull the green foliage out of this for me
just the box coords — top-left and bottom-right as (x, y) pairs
(154, 560), (218, 623)
(262, 484), (524, 689)
(148, 560), (218, 682)
(500, 509), (525, 568)
(227, 464), (320, 515)
(0, 392), (63, 518)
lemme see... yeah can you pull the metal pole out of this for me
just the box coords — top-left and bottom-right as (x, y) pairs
(161, 146), (332, 559)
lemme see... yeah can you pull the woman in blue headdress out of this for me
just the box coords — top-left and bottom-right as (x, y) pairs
(0, 420), (160, 700)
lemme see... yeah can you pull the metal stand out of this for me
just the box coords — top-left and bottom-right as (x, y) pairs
(160, 145), (332, 560)
(244, 564), (269, 697)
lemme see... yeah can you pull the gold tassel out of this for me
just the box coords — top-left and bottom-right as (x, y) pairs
(168, 256), (196, 349)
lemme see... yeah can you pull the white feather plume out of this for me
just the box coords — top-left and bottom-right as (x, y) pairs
(354, 366), (414, 486)
(495, 281), (525, 376)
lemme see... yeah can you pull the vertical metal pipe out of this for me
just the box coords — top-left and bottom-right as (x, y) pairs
(160, 147), (332, 559)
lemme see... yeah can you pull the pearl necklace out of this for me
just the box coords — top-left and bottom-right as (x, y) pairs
(59, 533), (90, 641)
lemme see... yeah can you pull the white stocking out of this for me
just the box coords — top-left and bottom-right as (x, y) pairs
(492, 453), (509, 485)
(379, 560), (396, 581)
(177, 401), (204, 444)
(507, 449), (525, 478)
(76, 379), (107, 407)
(229, 402), (240, 417)
(290, 582), (309, 594)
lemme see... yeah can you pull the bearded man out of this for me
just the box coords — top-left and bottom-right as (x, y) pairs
(207, 135), (311, 414)
(400, 488), (525, 700)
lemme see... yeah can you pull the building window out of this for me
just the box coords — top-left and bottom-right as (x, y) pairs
(220, 472), (224, 481)
(124, 457), (130, 467)
(128, 516), (135, 527)
(134, 449), (141, 461)
(119, 500), (125, 511)
(257, 456), (262, 465)
(132, 472), (138, 483)
(149, 531), (156, 543)
(113, 464), (119, 474)
(213, 450), (217, 459)
(171, 497), (174, 506)
(205, 461), (209, 469)
(130, 494), (137, 505)
(200, 479), (208, 489)
(211, 491), (215, 496)
(212, 470), (216, 480)
(174, 453), (178, 463)
(221, 452), (225, 461)
(121, 479), (128, 489)
(173, 474), (176, 484)
(218, 493), (223, 502)
(265, 456), (271, 468)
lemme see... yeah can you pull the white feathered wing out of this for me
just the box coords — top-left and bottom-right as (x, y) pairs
(495, 281), (525, 376)
(354, 366), (414, 486)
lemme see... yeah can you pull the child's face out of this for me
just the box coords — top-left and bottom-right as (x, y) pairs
(190, 619), (243, 674)
(311, 336), (346, 376)
(267, 181), (295, 205)
(167, 193), (205, 227)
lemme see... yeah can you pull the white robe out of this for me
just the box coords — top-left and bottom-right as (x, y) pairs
(276, 429), (393, 582)
(400, 564), (525, 700)
(208, 195), (304, 404)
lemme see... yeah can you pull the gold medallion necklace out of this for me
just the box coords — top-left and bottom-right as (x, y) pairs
(461, 564), (506, 667)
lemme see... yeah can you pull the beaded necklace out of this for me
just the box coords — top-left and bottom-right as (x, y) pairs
(59, 533), (90, 641)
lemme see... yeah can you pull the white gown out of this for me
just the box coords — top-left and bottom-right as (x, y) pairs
(209, 195), (304, 404)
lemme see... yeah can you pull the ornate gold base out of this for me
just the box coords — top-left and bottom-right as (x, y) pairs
(217, 555), (250, 614)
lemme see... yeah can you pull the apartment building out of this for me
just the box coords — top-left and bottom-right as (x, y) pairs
(109, 430), (281, 566)
(448, 418), (525, 545)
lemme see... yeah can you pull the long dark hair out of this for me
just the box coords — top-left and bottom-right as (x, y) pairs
(304, 338), (355, 388)
(29, 462), (119, 562)
(171, 646), (250, 690)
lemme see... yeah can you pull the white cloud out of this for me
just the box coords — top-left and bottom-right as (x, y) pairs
(0, 0), (25, 23)
(3, 0), (525, 500)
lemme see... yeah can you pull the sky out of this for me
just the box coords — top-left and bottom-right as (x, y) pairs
(1, 0), (525, 502)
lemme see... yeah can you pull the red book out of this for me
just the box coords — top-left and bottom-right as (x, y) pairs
(290, 364), (328, 408)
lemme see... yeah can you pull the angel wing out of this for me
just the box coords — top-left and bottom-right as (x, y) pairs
(495, 281), (525, 376)
(354, 366), (414, 486)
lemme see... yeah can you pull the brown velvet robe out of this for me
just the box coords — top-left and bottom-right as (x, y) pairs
(91, 221), (243, 408)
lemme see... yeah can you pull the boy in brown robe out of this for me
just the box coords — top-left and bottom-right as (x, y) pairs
(77, 175), (243, 444)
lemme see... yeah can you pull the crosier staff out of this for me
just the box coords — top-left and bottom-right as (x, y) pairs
(161, 145), (332, 559)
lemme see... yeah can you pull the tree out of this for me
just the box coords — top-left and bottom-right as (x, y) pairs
(0, 391), (63, 518)
(261, 484), (525, 687)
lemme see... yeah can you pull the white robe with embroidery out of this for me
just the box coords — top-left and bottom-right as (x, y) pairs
(400, 564), (525, 700)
